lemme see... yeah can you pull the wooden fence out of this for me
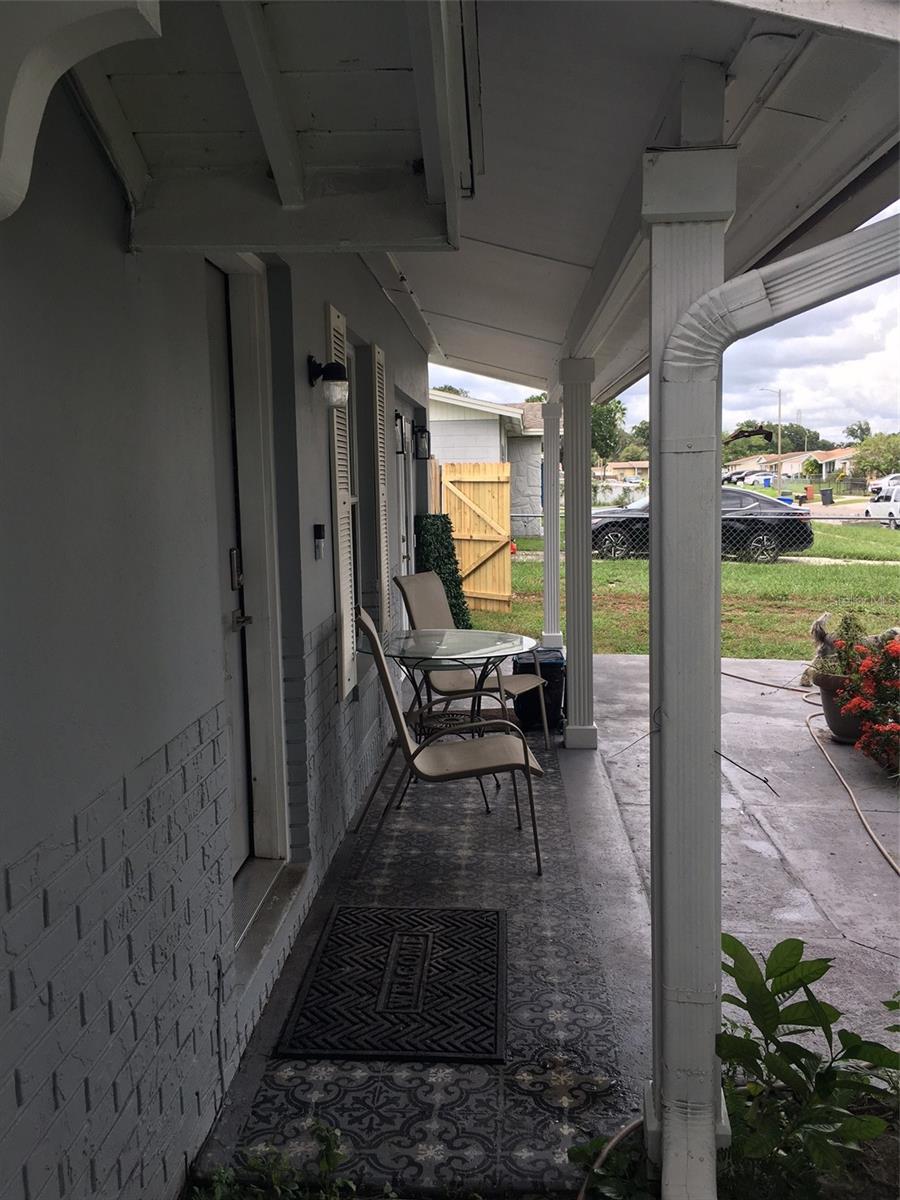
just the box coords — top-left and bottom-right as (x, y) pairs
(440, 461), (512, 611)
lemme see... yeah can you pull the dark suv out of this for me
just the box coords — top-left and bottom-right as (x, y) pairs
(591, 486), (814, 563)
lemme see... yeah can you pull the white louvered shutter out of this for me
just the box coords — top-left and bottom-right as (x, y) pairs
(372, 345), (392, 630)
(328, 304), (356, 699)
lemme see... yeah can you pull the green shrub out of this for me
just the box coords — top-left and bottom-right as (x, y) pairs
(413, 514), (471, 628)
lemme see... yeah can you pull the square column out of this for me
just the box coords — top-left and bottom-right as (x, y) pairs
(541, 399), (563, 649)
(561, 358), (596, 749)
(642, 145), (737, 1180)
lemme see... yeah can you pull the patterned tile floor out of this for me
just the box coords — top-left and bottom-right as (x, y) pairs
(212, 740), (636, 1194)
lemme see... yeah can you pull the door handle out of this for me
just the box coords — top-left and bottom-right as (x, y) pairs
(231, 609), (253, 631)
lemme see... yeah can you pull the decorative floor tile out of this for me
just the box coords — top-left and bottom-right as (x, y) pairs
(227, 739), (629, 1193)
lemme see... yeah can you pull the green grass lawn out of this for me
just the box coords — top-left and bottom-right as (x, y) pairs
(514, 521), (900, 562)
(799, 520), (900, 561)
(471, 559), (898, 659)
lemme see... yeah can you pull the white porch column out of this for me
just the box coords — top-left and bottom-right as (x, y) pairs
(541, 399), (563, 648)
(561, 358), (596, 749)
(643, 144), (737, 1196)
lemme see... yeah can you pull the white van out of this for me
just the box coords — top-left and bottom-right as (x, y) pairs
(864, 485), (900, 529)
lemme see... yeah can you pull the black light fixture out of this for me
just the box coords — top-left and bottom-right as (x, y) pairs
(307, 356), (349, 409)
(412, 423), (431, 460)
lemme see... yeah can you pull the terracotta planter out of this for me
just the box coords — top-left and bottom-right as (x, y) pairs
(812, 672), (864, 744)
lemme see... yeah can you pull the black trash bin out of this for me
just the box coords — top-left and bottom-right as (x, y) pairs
(511, 648), (566, 732)
(821, 487), (834, 505)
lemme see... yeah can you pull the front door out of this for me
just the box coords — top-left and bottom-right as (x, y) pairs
(206, 264), (253, 875)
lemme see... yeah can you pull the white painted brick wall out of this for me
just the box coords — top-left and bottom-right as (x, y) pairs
(0, 703), (236, 1200)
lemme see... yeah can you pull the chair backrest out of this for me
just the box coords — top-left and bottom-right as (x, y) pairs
(355, 607), (417, 762)
(393, 571), (455, 630)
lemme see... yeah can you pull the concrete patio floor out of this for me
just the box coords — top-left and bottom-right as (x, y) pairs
(197, 655), (898, 1194)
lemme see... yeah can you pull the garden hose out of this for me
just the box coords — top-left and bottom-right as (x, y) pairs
(720, 670), (899, 878)
(575, 1117), (644, 1200)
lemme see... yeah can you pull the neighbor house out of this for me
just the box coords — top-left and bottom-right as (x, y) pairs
(0, 3), (897, 1200)
(428, 391), (549, 535)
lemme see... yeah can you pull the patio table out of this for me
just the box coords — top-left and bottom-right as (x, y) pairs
(359, 627), (538, 767)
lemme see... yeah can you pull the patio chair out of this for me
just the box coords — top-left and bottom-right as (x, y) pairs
(356, 607), (543, 874)
(393, 571), (552, 749)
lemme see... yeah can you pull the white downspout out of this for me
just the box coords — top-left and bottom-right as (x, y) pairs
(655, 212), (899, 1200)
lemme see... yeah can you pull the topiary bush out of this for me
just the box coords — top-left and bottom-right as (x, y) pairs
(414, 513), (472, 629)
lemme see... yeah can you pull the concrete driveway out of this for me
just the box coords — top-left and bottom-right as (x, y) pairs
(584, 655), (899, 1072)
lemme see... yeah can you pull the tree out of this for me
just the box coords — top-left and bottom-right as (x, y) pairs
(777, 423), (833, 453)
(619, 441), (648, 462)
(802, 456), (823, 478)
(844, 420), (871, 444)
(524, 392), (548, 403)
(432, 384), (469, 396)
(591, 398), (626, 475)
(629, 420), (651, 448)
(853, 432), (900, 478)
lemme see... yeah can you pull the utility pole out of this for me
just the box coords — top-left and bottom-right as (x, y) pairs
(761, 387), (783, 488)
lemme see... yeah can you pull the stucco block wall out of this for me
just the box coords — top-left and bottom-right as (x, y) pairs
(0, 710), (234, 1200)
(1, 80), (428, 1200)
(0, 88), (240, 1200)
(508, 437), (544, 536)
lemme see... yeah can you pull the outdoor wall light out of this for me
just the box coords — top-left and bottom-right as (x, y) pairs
(413, 424), (431, 460)
(307, 357), (349, 408)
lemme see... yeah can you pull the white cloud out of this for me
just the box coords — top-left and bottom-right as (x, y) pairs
(431, 202), (900, 443)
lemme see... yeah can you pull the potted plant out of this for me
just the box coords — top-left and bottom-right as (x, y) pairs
(803, 614), (900, 771)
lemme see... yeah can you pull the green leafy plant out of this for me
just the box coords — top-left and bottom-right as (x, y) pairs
(414, 513), (472, 628)
(187, 1122), (373, 1200)
(716, 934), (899, 1198)
(571, 937), (898, 1200)
(568, 1129), (655, 1198)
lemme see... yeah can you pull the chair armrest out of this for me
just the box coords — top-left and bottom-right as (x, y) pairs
(412, 719), (528, 755)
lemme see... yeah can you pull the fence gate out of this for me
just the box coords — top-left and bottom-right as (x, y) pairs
(441, 462), (512, 611)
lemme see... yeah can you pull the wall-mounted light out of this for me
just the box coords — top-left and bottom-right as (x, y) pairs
(308, 356), (349, 408)
(412, 424), (431, 460)
(394, 411), (407, 455)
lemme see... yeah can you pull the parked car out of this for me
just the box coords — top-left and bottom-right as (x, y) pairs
(591, 486), (814, 562)
(622, 475), (644, 486)
(741, 471), (773, 485)
(868, 472), (900, 497)
(721, 469), (749, 483)
(864, 485), (900, 529)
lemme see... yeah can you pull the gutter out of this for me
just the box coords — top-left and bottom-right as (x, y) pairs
(655, 211), (899, 1200)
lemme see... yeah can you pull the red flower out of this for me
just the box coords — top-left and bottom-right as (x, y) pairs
(885, 639), (900, 659)
(833, 639), (846, 650)
(841, 695), (874, 715)
(858, 656), (877, 675)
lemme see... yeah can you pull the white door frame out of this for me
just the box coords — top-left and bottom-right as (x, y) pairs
(210, 253), (288, 862)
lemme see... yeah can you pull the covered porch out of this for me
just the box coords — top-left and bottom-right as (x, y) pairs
(1, 2), (897, 1197)
(197, 655), (898, 1191)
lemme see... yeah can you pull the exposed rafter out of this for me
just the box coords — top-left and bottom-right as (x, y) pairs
(406, 0), (461, 246)
(221, 1), (305, 209)
(361, 253), (445, 358)
(0, 0), (160, 219)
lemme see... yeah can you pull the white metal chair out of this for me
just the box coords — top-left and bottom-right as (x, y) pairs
(393, 571), (552, 749)
(357, 607), (543, 874)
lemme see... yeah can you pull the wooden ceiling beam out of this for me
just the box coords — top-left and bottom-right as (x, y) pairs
(222, 1), (305, 209)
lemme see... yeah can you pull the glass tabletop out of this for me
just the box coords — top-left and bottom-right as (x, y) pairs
(374, 628), (537, 668)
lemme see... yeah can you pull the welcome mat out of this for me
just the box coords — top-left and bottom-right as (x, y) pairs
(277, 906), (507, 1062)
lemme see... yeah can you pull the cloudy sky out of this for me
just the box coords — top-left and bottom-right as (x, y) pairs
(429, 200), (900, 444)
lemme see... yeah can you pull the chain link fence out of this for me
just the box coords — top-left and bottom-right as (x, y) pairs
(590, 511), (897, 563)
